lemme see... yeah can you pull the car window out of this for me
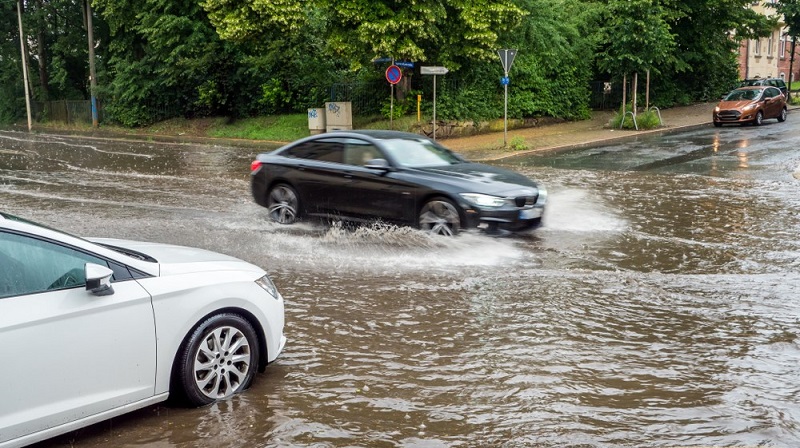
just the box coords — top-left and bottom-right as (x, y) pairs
(725, 89), (758, 101)
(764, 88), (777, 98)
(0, 231), (109, 298)
(343, 139), (383, 166)
(381, 138), (463, 168)
(284, 139), (344, 163)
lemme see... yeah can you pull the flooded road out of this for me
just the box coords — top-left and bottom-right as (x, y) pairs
(2, 123), (800, 447)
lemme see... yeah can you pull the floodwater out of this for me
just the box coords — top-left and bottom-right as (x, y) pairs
(1, 123), (800, 447)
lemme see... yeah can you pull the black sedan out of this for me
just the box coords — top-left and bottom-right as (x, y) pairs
(250, 130), (547, 236)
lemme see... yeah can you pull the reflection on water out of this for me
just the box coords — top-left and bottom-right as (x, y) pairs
(4, 130), (799, 447)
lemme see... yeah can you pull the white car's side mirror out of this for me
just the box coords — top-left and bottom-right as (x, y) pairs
(85, 263), (114, 296)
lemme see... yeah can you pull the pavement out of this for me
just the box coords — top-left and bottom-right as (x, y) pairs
(443, 102), (718, 161)
(6, 102), (747, 161)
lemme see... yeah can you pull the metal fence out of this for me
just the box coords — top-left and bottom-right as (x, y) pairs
(31, 100), (103, 124)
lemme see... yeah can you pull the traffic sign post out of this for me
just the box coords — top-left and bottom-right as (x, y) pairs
(497, 49), (517, 147)
(421, 66), (449, 140)
(385, 64), (403, 129)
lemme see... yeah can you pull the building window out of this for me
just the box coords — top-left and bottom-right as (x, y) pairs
(768, 32), (774, 57)
(781, 32), (787, 59)
(754, 38), (761, 56)
(780, 72), (786, 80)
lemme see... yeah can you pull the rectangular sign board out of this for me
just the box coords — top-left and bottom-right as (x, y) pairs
(421, 66), (449, 75)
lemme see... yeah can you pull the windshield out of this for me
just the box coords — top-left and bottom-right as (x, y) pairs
(724, 89), (760, 101)
(739, 79), (764, 87)
(381, 138), (463, 168)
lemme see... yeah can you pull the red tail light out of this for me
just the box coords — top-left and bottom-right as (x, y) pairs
(250, 160), (262, 172)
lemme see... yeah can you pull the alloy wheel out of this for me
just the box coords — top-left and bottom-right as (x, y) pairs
(192, 325), (252, 400)
(419, 199), (461, 236)
(267, 185), (298, 224)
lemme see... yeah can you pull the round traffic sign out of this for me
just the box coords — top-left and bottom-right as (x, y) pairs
(386, 65), (402, 85)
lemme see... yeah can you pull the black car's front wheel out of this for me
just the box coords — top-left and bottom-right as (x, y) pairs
(267, 184), (299, 224)
(418, 197), (461, 236)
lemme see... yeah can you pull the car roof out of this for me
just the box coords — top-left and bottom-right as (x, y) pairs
(327, 129), (429, 140)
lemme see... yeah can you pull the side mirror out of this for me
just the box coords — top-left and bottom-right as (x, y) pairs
(364, 158), (391, 170)
(85, 263), (114, 296)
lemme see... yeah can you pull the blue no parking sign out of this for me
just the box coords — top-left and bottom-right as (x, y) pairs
(386, 65), (402, 85)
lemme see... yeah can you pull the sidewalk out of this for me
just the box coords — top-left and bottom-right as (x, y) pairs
(443, 102), (717, 161)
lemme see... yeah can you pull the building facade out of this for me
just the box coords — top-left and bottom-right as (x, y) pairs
(738, 1), (800, 83)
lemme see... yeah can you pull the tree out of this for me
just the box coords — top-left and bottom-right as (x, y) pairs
(202, 0), (525, 70)
(769, 0), (800, 88)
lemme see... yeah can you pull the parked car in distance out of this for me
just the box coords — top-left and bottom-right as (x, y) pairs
(250, 130), (547, 236)
(0, 212), (286, 448)
(738, 77), (788, 98)
(713, 86), (788, 127)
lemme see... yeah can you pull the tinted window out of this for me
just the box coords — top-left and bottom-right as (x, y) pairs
(0, 231), (109, 298)
(343, 139), (383, 166)
(285, 139), (344, 163)
(764, 87), (778, 98)
(381, 138), (463, 168)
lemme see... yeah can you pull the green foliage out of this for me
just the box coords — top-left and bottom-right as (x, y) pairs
(610, 106), (662, 130)
(207, 114), (309, 141)
(769, 0), (800, 39)
(509, 136), (528, 151)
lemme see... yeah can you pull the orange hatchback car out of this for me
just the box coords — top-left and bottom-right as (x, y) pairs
(713, 86), (787, 127)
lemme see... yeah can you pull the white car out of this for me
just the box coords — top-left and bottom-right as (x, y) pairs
(0, 212), (286, 448)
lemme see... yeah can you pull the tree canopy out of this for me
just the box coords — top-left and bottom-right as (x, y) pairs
(0, 0), (778, 125)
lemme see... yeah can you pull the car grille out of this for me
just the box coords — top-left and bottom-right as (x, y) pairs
(718, 110), (742, 119)
(514, 195), (538, 207)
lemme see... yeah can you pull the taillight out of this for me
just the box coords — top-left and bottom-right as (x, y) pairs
(250, 160), (262, 172)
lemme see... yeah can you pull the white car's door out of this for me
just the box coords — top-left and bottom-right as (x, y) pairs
(0, 230), (156, 444)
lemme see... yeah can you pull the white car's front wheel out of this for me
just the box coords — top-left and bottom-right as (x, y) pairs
(176, 313), (260, 406)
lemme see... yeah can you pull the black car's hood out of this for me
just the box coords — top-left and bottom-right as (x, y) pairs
(410, 163), (539, 195)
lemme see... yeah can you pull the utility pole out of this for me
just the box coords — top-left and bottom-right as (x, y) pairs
(86, 0), (98, 127)
(16, 0), (32, 131)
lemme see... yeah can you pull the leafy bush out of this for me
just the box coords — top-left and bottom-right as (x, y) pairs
(610, 105), (662, 130)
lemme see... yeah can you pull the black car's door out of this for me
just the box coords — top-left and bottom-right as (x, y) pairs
(282, 138), (349, 215)
(338, 138), (418, 221)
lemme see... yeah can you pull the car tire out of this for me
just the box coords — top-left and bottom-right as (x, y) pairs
(418, 197), (462, 236)
(267, 183), (300, 224)
(778, 107), (787, 123)
(713, 122), (722, 128)
(175, 313), (260, 407)
(754, 111), (764, 126)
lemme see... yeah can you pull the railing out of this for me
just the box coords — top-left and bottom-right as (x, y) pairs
(31, 100), (103, 124)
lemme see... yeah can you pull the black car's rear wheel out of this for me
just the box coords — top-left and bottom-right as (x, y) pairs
(778, 107), (787, 122)
(418, 198), (461, 236)
(267, 184), (299, 224)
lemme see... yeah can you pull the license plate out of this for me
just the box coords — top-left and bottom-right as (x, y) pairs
(519, 208), (542, 219)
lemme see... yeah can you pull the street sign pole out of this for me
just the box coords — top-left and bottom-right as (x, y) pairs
(390, 59), (394, 130)
(497, 49), (517, 147)
(420, 66), (449, 141)
(433, 75), (437, 140)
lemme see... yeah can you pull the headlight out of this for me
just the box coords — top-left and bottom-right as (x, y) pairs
(459, 193), (506, 207)
(536, 186), (547, 203)
(255, 275), (279, 300)
(714, 106), (720, 112)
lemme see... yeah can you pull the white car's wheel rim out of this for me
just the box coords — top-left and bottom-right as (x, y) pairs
(193, 326), (252, 400)
(419, 200), (460, 236)
(267, 186), (298, 224)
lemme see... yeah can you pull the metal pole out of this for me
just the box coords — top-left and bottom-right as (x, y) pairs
(86, 0), (98, 127)
(433, 74), (437, 140)
(390, 58), (394, 130)
(503, 71), (508, 147)
(17, 0), (32, 131)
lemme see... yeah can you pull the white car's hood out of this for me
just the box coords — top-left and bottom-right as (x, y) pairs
(89, 238), (265, 277)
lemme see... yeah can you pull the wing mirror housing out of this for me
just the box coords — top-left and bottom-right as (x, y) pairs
(85, 263), (114, 296)
(364, 158), (392, 171)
